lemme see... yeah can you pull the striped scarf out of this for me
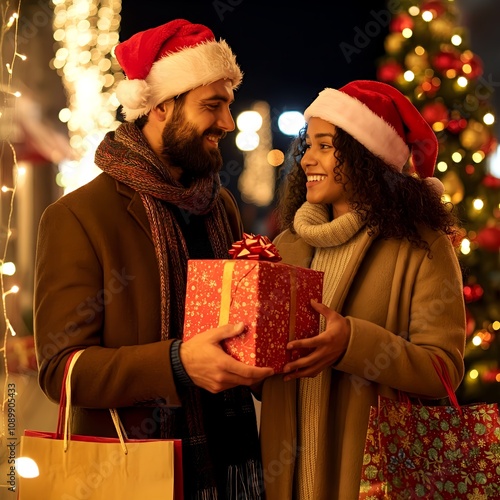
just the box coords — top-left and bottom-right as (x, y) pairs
(95, 122), (264, 499)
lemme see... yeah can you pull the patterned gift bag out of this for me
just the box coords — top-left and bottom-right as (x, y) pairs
(359, 358), (500, 499)
(359, 405), (386, 498)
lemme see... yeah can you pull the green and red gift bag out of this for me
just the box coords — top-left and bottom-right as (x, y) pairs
(182, 233), (324, 373)
(359, 357), (500, 499)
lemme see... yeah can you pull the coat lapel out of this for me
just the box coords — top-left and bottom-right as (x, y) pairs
(115, 180), (153, 242)
(328, 230), (377, 312)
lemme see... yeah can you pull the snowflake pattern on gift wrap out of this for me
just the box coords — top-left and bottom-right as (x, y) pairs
(182, 259), (324, 372)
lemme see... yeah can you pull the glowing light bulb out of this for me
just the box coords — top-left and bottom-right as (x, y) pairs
(16, 457), (40, 478)
(422, 11), (433, 22)
(483, 113), (495, 125)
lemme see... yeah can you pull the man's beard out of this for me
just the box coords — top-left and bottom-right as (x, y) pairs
(161, 118), (224, 179)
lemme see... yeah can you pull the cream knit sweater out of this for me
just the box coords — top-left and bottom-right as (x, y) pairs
(292, 202), (365, 500)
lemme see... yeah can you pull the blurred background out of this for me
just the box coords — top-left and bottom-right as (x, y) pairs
(1, 0), (500, 495)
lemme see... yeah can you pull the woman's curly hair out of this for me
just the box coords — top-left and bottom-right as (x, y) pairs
(275, 125), (462, 252)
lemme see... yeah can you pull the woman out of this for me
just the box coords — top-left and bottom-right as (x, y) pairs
(259, 80), (466, 500)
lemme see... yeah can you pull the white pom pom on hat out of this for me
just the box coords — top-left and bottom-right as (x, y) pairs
(114, 19), (243, 122)
(115, 80), (151, 120)
(304, 80), (442, 187)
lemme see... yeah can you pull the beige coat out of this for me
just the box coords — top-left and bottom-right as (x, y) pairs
(260, 227), (466, 500)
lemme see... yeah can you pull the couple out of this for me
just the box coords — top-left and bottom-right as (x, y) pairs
(33, 19), (466, 500)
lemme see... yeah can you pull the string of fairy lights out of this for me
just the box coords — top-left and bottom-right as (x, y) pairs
(51, 0), (122, 193)
(0, 0), (23, 483)
(0, 0), (126, 483)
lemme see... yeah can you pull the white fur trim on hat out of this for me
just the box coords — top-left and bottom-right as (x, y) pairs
(304, 88), (410, 170)
(116, 39), (242, 122)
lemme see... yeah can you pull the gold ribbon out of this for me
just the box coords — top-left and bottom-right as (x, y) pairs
(289, 267), (297, 343)
(218, 261), (297, 345)
(218, 261), (236, 327)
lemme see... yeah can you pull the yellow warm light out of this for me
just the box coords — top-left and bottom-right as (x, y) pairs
(267, 149), (285, 167)
(59, 107), (72, 122)
(437, 161), (448, 172)
(52, 0), (122, 194)
(451, 152), (462, 163)
(460, 238), (470, 255)
(236, 111), (263, 133)
(472, 198), (484, 210)
(468, 369), (479, 380)
(236, 131), (259, 152)
(492, 321), (500, 331)
(457, 76), (468, 88)
(402, 28), (413, 38)
(451, 35), (462, 46)
(462, 63), (472, 74)
(3, 285), (19, 297)
(472, 151), (485, 163)
(408, 6), (420, 16)
(16, 457), (40, 479)
(0, 262), (16, 276)
(404, 70), (415, 82)
(422, 10), (434, 22)
(483, 113), (495, 125)
(7, 13), (18, 28)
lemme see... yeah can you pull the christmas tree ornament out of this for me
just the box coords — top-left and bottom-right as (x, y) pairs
(384, 33), (406, 55)
(428, 17), (455, 39)
(421, 101), (449, 126)
(441, 170), (464, 204)
(460, 120), (489, 150)
(376, 60), (404, 83)
(389, 13), (414, 33)
(474, 226), (500, 252)
(421, 0), (447, 17)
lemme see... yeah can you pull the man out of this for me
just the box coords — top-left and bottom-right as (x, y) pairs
(34, 19), (273, 499)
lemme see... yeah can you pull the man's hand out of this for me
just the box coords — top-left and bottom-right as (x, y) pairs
(282, 300), (351, 382)
(180, 322), (274, 393)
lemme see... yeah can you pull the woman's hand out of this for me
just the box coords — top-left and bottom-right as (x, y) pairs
(282, 299), (351, 381)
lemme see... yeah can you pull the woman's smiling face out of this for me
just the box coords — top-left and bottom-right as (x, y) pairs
(301, 117), (351, 218)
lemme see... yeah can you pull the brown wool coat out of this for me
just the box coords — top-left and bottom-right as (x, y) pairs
(34, 172), (243, 438)
(260, 227), (466, 500)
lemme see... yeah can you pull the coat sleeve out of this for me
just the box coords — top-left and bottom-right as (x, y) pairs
(34, 199), (181, 409)
(335, 233), (466, 399)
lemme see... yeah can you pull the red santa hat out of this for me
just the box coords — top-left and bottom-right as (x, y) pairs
(304, 80), (443, 191)
(114, 19), (243, 121)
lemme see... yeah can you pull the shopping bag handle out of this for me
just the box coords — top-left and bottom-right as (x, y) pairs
(58, 349), (129, 453)
(431, 356), (462, 414)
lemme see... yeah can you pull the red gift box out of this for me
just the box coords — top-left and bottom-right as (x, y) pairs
(182, 234), (324, 373)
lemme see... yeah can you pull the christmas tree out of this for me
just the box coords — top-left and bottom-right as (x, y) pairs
(377, 0), (500, 403)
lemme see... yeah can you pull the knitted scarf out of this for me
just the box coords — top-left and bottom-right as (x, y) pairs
(95, 122), (264, 499)
(293, 202), (366, 499)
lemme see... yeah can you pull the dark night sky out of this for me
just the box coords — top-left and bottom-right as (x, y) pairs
(119, 1), (389, 124)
